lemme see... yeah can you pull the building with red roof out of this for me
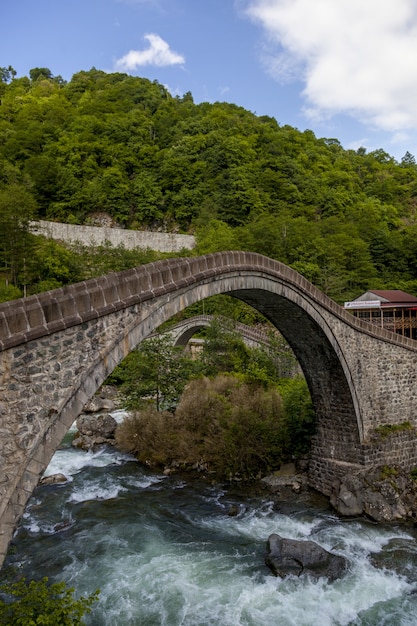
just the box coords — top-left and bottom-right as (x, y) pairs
(344, 290), (417, 339)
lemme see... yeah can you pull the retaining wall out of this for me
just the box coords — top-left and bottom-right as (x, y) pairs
(30, 220), (196, 253)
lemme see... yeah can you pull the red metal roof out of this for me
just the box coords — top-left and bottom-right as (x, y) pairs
(368, 290), (417, 304)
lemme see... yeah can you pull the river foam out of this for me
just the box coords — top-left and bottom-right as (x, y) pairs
(4, 422), (417, 626)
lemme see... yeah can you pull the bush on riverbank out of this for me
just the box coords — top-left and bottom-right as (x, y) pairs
(0, 577), (99, 625)
(115, 374), (314, 480)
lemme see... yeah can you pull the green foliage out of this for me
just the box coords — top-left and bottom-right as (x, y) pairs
(194, 219), (239, 254)
(64, 241), (161, 280)
(253, 331), (300, 381)
(0, 234), (167, 297)
(199, 317), (249, 376)
(0, 66), (16, 83)
(195, 316), (299, 386)
(115, 408), (191, 466)
(0, 577), (99, 625)
(177, 295), (265, 327)
(0, 185), (37, 287)
(113, 316), (315, 478)
(0, 280), (22, 302)
(277, 378), (316, 457)
(380, 465), (399, 480)
(1, 67), (417, 303)
(29, 67), (53, 81)
(116, 375), (289, 479)
(109, 333), (200, 411)
(374, 421), (413, 439)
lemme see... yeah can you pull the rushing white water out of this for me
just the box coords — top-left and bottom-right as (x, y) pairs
(4, 417), (417, 626)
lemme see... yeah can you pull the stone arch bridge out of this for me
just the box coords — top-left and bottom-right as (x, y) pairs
(161, 314), (300, 377)
(158, 314), (274, 348)
(1, 251), (417, 567)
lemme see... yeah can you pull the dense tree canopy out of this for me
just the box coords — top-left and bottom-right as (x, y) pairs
(1, 66), (417, 303)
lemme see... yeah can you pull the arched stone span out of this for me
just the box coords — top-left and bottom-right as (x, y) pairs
(160, 314), (276, 350)
(1, 251), (417, 567)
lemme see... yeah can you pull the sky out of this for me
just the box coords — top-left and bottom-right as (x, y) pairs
(2, 0), (417, 162)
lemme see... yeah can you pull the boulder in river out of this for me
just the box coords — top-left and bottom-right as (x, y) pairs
(72, 413), (117, 450)
(265, 533), (348, 581)
(39, 473), (68, 486)
(82, 396), (116, 413)
(330, 466), (417, 522)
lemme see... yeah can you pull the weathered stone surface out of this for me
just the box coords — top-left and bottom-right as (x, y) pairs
(330, 476), (364, 517)
(76, 413), (117, 437)
(30, 220), (196, 253)
(83, 396), (115, 413)
(261, 464), (307, 495)
(265, 533), (348, 581)
(39, 473), (68, 486)
(73, 413), (117, 450)
(330, 466), (417, 522)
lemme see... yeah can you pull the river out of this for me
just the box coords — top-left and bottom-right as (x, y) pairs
(3, 411), (417, 625)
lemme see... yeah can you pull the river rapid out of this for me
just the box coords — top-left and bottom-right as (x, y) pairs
(3, 411), (417, 626)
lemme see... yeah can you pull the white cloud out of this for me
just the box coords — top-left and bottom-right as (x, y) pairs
(115, 33), (185, 70)
(244, 0), (417, 133)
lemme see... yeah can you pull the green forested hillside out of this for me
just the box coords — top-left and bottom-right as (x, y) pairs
(1, 66), (417, 303)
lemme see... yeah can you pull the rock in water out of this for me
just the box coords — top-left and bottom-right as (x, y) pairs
(39, 473), (68, 486)
(73, 413), (117, 450)
(83, 396), (116, 413)
(330, 467), (417, 522)
(265, 533), (348, 582)
(76, 413), (117, 438)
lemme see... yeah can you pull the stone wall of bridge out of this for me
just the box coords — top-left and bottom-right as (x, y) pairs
(1, 251), (417, 567)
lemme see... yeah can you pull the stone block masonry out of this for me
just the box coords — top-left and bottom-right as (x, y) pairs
(29, 220), (196, 253)
(2, 251), (417, 567)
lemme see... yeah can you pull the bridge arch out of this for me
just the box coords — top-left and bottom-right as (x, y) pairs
(2, 251), (417, 567)
(157, 314), (279, 352)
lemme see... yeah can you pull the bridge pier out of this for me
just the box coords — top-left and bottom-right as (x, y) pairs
(309, 424), (417, 496)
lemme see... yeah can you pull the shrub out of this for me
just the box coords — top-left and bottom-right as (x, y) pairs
(116, 374), (295, 480)
(115, 408), (193, 466)
(380, 465), (399, 480)
(0, 577), (99, 625)
(0, 281), (22, 303)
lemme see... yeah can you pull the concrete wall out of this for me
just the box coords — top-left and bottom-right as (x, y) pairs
(30, 220), (196, 253)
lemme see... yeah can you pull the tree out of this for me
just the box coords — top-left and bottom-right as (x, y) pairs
(0, 65), (16, 83)
(112, 334), (198, 411)
(401, 151), (416, 167)
(0, 184), (37, 288)
(29, 67), (53, 81)
(0, 577), (99, 625)
(200, 317), (249, 376)
(116, 374), (290, 479)
(195, 219), (238, 254)
(278, 377), (315, 457)
(175, 375), (287, 478)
